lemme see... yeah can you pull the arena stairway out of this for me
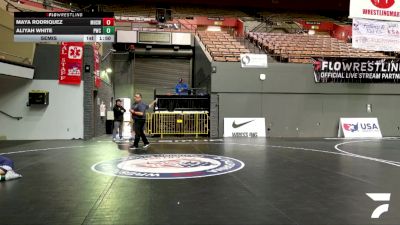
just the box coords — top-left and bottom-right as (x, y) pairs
(240, 37), (277, 63)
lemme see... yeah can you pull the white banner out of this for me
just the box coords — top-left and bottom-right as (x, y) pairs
(224, 118), (266, 137)
(352, 18), (400, 51)
(338, 118), (382, 138)
(240, 54), (268, 68)
(100, 102), (106, 117)
(350, 0), (400, 21)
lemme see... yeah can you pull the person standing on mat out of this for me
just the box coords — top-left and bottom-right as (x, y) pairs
(0, 156), (22, 181)
(112, 99), (126, 141)
(129, 93), (157, 150)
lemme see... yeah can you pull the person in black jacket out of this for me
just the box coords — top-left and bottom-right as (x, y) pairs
(113, 99), (126, 141)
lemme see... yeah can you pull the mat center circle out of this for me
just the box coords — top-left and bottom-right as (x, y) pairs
(92, 154), (245, 179)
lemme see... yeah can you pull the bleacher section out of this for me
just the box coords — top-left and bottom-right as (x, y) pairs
(241, 18), (263, 33)
(258, 12), (338, 23)
(252, 12), (340, 33)
(132, 27), (195, 33)
(247, 32), (391, 63)
(197, 31), (250, 62)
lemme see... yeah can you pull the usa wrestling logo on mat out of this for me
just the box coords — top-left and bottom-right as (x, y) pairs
(91, 154), (245, 179)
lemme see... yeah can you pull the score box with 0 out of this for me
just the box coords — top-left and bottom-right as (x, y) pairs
(103, 26), (115, 34)
(92, 27), (114, 35)
(102, 18), (115, 26)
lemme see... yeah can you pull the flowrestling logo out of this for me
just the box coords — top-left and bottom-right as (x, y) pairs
(367, 193), (391, 219)
(313, 57), (400, 83)
(92, 154), (245, 179)
(313, 60), (322, 71)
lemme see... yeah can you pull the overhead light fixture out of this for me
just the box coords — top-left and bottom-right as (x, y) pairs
(100, 70), (107, 78)
(207, 26), (221, 32)
(106, 68), (112, 73)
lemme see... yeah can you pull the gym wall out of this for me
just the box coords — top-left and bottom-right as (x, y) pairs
(83, 44), (114, 140)
(211, 62), (400, 137)
(0, 44), (114, 140)
(0, 8), (35, 63)
(0, 44), (84, 140)
(0, 79), (84, 140)
(193, 37), (212, 91)
(113, 53), (134, 99)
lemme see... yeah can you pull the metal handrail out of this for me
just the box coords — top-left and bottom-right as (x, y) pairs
(4, 0), (24, 12)
(0, 110), (23, 120)
(154, 87), (208, 96)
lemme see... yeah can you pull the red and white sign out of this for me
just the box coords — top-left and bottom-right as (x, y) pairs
(338, 118), (383, 138)
(93, 43), (101, 88)
(350, 0), (400, 21)
(59, 42), (84, 85)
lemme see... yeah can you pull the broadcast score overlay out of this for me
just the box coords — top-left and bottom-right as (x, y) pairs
(14, 12), (115, 42)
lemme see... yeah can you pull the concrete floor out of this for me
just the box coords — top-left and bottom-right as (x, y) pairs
(0, 136), (399, 225)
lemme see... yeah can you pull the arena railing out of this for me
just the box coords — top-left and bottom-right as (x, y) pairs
(146, 112), (209, 138)
(154, 87), (208, 97)
(0, 110), (23, 120)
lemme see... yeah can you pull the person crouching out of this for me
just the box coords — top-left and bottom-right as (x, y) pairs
(0, 156), (22, 181)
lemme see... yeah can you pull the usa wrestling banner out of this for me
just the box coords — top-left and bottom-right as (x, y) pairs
(313, 57), (400, 83)
(59, 42), (84, 85)
(93, 44), (101, 88)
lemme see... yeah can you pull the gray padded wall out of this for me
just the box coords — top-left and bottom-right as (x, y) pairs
(193, 37), (212, 90)
(32, 44), (60, 80)
(112, 53), (134, 99)
(211, 62), (400, 137)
